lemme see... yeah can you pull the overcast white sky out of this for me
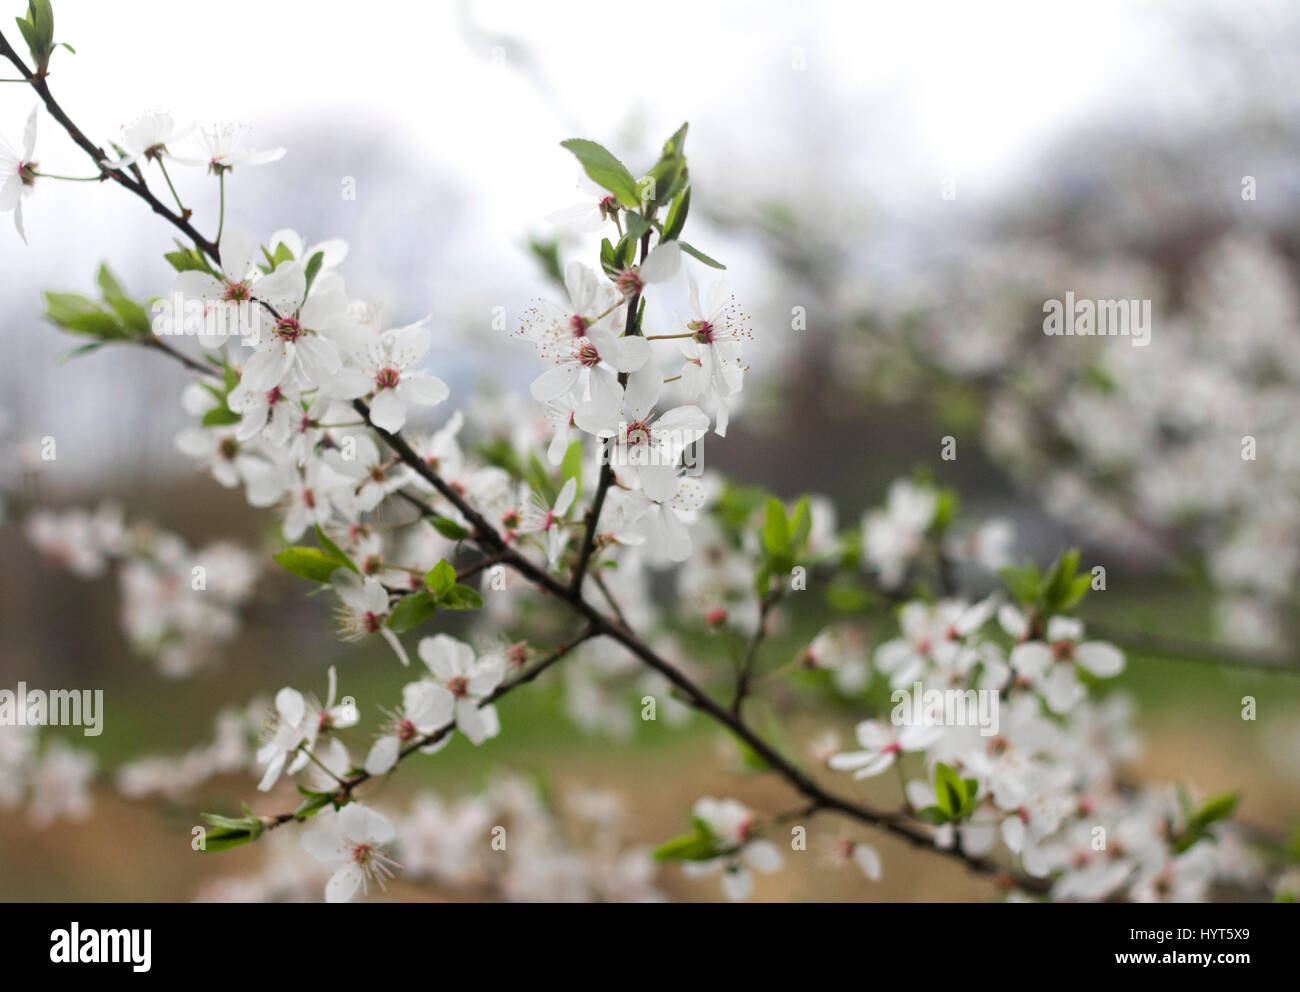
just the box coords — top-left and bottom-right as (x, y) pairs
(0, 0), (1279, 484)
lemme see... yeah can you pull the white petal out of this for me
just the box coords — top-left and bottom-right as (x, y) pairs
(325, 863), (364, 903)
(364, 736), (400, 776)
(638, 241), (681, 284)
(369, 388), (406, 433)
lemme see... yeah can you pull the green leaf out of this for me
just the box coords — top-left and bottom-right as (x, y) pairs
(933, 763), (967, 820)
(198, 811), (264, 853)
(999, 563), (1042, 606)
(293, 787), (336, 820)
(429, 515), (469, 541)
(526, 235), (565, 288)
(678, 240), (725, 269)
(388, 590), (437, 631)
(788, 495), (812, 557)
(164, 247), (211, 273)
(1190, 791), (1239, 831)
(661, 187), (691, 242)
(273, 547), (346, 584)
(653, 813), (719, 862)
(260, 242), (294, 273)
(439, 584), (484, 611)
(43, 292), (123, 338)
(559, 138), (642, 209)
(624, 211), (651, 240)
(643, 153), (687, 209)
(916, 805), (951, 825)
(559, 438), (583, 491)
(303, 250), (326, 296)
(761, 497), (790, 560)
(314, 524), (359, 574)
(426, 559), (457, 596)
(201, 405), (240, 427)
(599, 237), (619, 279)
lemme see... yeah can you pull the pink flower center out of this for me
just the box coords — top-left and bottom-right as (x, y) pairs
(224, 281), (251, 303)
(615, 269), (643, 297)
(624, 420), (651, 446)
(362, 611), (382, 634)
(447, 676), (469, 698)
(568, 314), (590, 336)
(689, 318), (715, 344)
(1051, 640), (1075, 661)
(397, 718), (416, 742)
(577, 342), (601, 367)
(274, 317), (302, 341)
(375, 367), (400, 390)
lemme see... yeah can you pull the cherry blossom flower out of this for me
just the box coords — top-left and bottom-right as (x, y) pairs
(323, 432), (413, 514)
(175, 425), (261, 490)
(301, 803), (400, 903)
(828, 719), (942, 779)
(518, 477), (578, 568)
(256, 686), (310, 791)
(363, 680), (454, 776)
(0, 107), (39, 242)
(612, 241), (681, 298)
(861, 478), (938, 588)
(529, 320), (649, 406)
(240, 262), (349, 392)
(1001, 612), (1124, 714)
(520, 262), (624, 360)
(681, 797), (782, 902)
(575, 362), (709, 503)
(546, 172), (621, 233)
(332, 570), (409, 666)
(171, 228), (293, 347)
(112, 111), (194, 166)
(824, 837), (884, 881)
(801, 624), (869, 693)
(330, 320), (450, 433)
(674, 272), (750, 436)
(178, 123), (286, 174)
(416, 634), (506, 745)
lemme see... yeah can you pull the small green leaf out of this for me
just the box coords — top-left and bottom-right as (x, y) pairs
(1190, 791), (1239, 831)
(678, 240), (725, 269)
(661, 187), (691, 242)
(761, 497), (790, 560)
(201, 405), (240, 427)
(559, 138), (642, 209)
(273, 547), (345, 584)
(559, 438), (583, 491)
(429, 515), (469, 541)
(315, 525), (359, 574)
(303, 250), (326, 296)
(388, 590), (437, 631)
(439, 585), (484, 611)
(426, 559), (457, 596)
